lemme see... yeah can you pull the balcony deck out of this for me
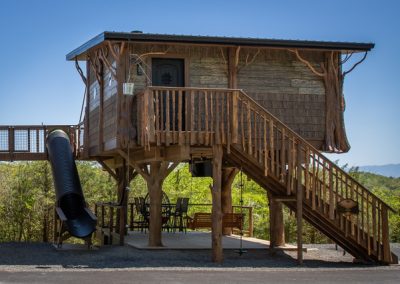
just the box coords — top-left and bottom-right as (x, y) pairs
(0, 125), (82, 161)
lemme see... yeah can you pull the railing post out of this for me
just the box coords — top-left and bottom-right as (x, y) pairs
(231, 90), (239, 144)
(8, 127), (14, 160)
(248, 206), (254, 237)
(146, 88), (156, 144)
(381, 206), (392, 264)
(296, 141), (303, 265)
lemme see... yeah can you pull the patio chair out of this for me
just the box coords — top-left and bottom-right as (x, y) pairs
(173, 197), (189, 232)
(133, 197), (148, 232)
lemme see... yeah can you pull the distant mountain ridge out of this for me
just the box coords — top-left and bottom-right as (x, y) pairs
(359, 164), (400, 178)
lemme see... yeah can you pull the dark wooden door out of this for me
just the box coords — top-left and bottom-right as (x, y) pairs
(152, 58), (185, 131)
(152, 58), (184, 87)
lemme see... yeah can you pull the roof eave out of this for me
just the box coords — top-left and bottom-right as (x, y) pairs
(66, 32), (375, 61)
(66, 32), (105, 61)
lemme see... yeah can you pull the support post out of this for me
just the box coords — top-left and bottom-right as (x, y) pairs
(134, 161), (178, 247)
(381, 206), (392, 264)
(211, 145), (223, 263)
(268, 193), (285, 248)
(228, 47), (239, 144)
(221, 167), (238, 235)
(116, 164), (128, 245)
(148, 162), (163, 247)
(296, 142), (303, 265)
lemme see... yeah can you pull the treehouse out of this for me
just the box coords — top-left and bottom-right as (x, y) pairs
(0, 31), (397, 264)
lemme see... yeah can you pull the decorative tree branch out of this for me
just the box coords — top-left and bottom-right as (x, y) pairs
(107, 41), (126, 64)
(343, 51), (368, 77)
(98, 46), (117, 80)
(164, 162), (179, 179)
(74, 58), (87, 85)
(238, 48), (260, 71)
(88, 53), (102, 84)
(340, 52), (353, 64)
(128, 47), (171, 85)
(290, 49), (350, 152)
(289, 49), (325, 77)
(219, 47), (228, 76)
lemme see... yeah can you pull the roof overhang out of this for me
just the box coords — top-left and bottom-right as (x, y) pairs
(66, 31), (375, 61)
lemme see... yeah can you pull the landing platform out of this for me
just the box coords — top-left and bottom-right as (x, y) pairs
(125, 231), (306, 251)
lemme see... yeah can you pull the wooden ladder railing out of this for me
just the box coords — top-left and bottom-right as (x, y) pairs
(138, 86), (396, 263)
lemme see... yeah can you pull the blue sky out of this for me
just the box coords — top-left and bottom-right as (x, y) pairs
(0, 0), (398, 166)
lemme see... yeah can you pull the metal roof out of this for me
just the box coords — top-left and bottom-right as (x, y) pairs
(66, 31), (375, 61)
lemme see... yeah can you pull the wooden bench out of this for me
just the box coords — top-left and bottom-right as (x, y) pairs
(187, 212), (244, 230)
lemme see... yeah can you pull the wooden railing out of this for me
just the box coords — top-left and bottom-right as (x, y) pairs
(137, 87), (240, 149)
(234, 90), (394, 262)
(0, 125), (83, 161)
(138, 86), (395, 263)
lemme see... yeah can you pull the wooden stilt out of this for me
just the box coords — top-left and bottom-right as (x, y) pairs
(133, 161), (178, 247)
(115, 165), (128, 246)
(221, 167), (238, 235)
(211, 145), (223, 263)
(148, 162), (163, 247)
(268, 193), (285, 248)
(296, 142), (303, 265)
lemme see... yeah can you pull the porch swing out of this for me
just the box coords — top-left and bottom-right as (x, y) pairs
(186, 163), (246, 249)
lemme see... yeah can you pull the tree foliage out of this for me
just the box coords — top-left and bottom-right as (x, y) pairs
(0, 161), (399, 243)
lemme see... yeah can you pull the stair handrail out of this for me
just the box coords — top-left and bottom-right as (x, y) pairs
(235, 89), (394, 213)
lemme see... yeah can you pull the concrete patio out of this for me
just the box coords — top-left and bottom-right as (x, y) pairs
(125, 231), (304, 251)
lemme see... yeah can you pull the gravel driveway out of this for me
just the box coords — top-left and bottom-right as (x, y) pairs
(0, 242), (399, 272)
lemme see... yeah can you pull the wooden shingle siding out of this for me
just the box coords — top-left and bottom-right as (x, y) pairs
(98, 43), (328, 149)
(189, 57), (227, 88)
(237, 49), (326, 144)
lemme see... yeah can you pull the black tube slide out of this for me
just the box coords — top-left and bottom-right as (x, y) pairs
(46, 129), (96, 238)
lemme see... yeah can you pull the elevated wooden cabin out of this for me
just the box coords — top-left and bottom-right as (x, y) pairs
(66, 32), (393, 264)
(67, 31), (373, 159)
(0, 31), (396, 265)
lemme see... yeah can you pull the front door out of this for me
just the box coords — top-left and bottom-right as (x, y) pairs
(152, 58), (185, 131)
(152, 58), (184, 87)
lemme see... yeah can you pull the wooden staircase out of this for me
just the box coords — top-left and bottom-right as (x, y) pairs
(224, 90), (397, 264)
(138, 86), (397, 264)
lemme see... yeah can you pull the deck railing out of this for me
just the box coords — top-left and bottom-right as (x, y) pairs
(138, 86), (395, 263)
(0, 125), (82, 161)
(95, 201), (254, 237)
(137, 86), (239, 149)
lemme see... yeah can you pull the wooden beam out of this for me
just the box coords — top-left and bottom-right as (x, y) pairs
(272, 196), (297, 202)
(116, 43), (128, 149)
(97, 159), (118, 180)
(211, 145), (223, 263)
(228, 47), (239, 89)
(84, 56), (90, 158)
(98, 60), (104, 153)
